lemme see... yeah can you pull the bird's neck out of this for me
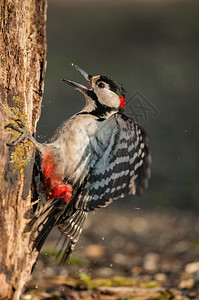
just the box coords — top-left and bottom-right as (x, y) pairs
(77, 105), (118, 119)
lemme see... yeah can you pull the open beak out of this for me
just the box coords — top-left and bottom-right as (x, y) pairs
(62, 63), (92, 93)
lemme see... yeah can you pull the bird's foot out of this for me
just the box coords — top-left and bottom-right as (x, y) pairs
(5, 119), (31, 146)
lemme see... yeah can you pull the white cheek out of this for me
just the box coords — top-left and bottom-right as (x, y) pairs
(96, 88), (120, 108)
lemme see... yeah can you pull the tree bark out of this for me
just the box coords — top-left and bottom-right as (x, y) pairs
(0, 1), (47, 299)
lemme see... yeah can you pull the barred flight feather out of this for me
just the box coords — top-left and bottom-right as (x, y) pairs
(76, 114), (151, 211)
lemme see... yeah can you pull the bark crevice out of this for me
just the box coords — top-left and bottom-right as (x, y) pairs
(0, 1), (47, 299)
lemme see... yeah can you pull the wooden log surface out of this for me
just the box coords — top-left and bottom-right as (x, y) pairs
(0, 1), (47, 299)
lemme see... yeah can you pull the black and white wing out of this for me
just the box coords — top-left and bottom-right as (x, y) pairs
(31, 196), (88, 261)
(76, 113), (151, 211)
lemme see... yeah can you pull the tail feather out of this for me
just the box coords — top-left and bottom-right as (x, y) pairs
(32, 198), (66, 252)
(59, 239), (75, 262)
(31, 197), (88, 261)
(58, 210), (88, 242)
(58, 210), (88, 261)
(31, 149), (87, 260)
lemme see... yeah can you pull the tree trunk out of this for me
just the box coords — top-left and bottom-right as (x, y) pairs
(0, 1), (47, 299)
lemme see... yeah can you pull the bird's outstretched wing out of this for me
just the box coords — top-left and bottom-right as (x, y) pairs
(76, 113), (151, 211)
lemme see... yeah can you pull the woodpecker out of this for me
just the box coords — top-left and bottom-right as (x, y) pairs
(6, 64), (151, 260)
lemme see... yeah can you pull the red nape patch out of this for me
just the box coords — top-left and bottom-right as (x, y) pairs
(41, 148), (72, 203)
(119, 96), (125, 110)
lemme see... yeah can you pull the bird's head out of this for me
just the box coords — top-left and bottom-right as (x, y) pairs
(62, 63), (126, 118)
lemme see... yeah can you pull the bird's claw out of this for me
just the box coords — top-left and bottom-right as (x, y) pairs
(5, 119), (30, 146)
(15, 119), (26, 128)
(5, 119), (26, 130)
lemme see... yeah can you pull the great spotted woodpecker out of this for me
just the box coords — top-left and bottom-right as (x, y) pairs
(6, 64), (151, 260)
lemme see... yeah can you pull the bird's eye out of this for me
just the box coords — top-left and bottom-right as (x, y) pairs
(98, 82), (105, 88)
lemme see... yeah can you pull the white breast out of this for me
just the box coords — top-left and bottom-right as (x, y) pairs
(50, 114), (110, 184)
